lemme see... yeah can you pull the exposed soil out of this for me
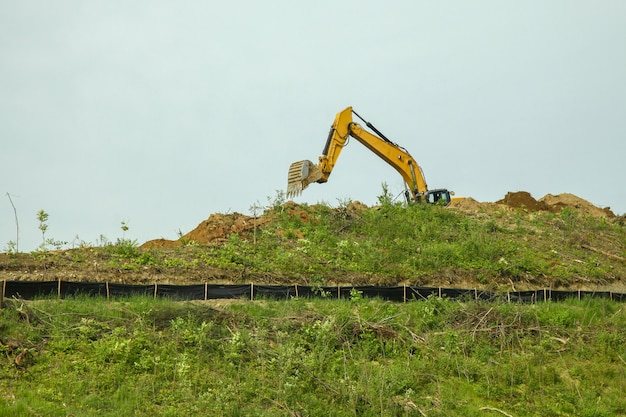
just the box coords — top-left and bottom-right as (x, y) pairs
(493, 191), (616, 218)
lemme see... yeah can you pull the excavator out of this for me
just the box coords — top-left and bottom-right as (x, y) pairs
(287, 106), (455, 205)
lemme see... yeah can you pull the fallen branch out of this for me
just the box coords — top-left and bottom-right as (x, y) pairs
(581, 244), (626, 262)
(480, 407), (514, 417)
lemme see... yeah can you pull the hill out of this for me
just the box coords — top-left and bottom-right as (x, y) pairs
(1, 191), (625, 292)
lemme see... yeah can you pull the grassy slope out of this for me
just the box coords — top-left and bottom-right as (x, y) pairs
(1, 296), (625, 416)
(1, 203), (625, 416)
(1, 200), (624, 291)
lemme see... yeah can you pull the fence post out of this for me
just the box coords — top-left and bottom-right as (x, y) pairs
(251, 283), (254, 301)
(403, 284), (406, 303)
(57, 278), (62, 299)
(106, 282), (110, 300)
(0, 280), (4, 309)
(205, 282), (208, 301)
(295, 284), (299, 298)
(154, 283), (158, 299)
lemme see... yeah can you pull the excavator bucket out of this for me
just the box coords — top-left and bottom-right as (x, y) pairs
(286, 160), (323, 198)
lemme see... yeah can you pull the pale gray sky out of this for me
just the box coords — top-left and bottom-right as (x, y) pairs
(2, 1), (625, 251)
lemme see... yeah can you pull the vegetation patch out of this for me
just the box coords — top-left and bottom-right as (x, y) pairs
(1, 296), (625, 416)
(2, 192), (624, 291)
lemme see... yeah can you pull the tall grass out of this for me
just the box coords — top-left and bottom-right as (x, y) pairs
(1, 296), (625, 416)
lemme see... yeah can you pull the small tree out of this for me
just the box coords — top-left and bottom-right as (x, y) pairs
(249, 201), (264, 245)
(121, 220), (129, 239)
(37, 209), (49, 247)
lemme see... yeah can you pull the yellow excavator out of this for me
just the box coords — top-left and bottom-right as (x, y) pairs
(287, 106), (455, 205)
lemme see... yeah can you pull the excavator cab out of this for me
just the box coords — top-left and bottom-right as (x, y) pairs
(424, 189), (453, 205)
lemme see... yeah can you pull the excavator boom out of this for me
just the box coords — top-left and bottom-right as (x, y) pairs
(286, 107), (453, 204)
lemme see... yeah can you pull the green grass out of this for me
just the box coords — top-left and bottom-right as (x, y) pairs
(204, 200), (625, 287)
(1, 296), (625, 416)
(4, 200), (624, 289)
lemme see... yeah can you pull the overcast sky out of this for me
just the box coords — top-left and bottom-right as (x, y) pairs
(2, 1), (625, 252)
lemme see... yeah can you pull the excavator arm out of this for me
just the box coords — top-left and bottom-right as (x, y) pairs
(287, 107), (431, 202)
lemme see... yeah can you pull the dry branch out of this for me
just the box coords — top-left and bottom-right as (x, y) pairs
(480, 406), (514, 417)
(581, 244), (626, 262)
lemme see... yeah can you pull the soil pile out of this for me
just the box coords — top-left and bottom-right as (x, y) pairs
(496, 191), (615, 217)
(141, 212), (268, 249)
(539, 193), (615, 218)
(497, 191), (548, 211)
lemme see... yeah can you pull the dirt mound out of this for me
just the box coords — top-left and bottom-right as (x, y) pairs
(184, 212), (260, 243)
(141, 212), (268, 249)
(539, 193), (615, 218)
(496, 191), (614, 217)
(497, 191), (548, 211)
(448, 197), (498, 213)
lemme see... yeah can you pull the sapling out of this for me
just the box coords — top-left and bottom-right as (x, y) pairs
(35, 209), (67, 251)
(37, 209), (49, 249)
(249, 201), (263, 245)
(121, 220), (129, 239)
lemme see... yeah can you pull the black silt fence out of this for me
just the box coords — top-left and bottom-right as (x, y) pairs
(2, 280), (626, 304)
(157, 284), (206, 300)
(4, 280), (59, 299)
